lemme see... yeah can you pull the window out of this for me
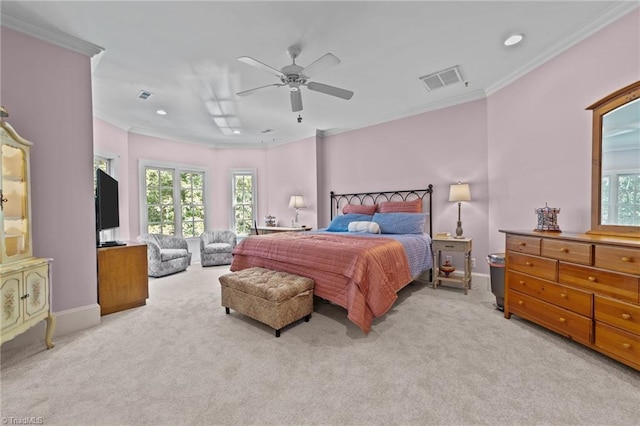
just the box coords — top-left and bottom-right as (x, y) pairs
(142, 163), (206, 237)
(602, 172), (640, 226)
(231, 169), (256, 236)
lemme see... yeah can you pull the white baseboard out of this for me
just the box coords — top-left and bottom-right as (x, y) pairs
(1, 303), (101, 351)
(472, 272), (491, 291)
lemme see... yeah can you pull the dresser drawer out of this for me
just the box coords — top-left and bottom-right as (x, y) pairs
(508, 289), (592, 345)
(559, 263), (639, 304)
(506, 235), (540, 255)
(595, 245), (640, 275)
(507, 252), (557, 281)
(594, 295), (640, 334)
(508, 270), (592, 317)
(595, 322), (640, 368)
(541, 239), (592, 265)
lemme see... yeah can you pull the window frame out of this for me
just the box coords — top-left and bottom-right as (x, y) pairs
(230, 169), (257, 236)
(139, 159), (208, 238)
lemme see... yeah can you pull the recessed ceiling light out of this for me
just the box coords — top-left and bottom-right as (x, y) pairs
(233, 130), (241, 134)
(504, 34), (524, 46)
(156, 109), (167, 116)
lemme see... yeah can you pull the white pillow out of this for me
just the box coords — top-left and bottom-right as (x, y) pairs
(348, 221), (381, 234)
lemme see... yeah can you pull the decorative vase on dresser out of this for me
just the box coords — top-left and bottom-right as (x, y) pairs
(500, 230), (639, 371)
(0, 107), (55, 349)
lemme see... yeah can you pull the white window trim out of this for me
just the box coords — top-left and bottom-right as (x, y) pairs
(230, 168), (257, 235)
(139, 159), (209, 239)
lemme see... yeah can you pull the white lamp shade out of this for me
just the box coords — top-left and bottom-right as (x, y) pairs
(288, 195), (306, 209)
(449, 183), (471, 202)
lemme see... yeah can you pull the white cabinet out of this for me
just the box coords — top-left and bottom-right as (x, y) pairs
(0, 107), (55, 349)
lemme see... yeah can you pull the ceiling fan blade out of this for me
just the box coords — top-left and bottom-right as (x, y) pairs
(301, 53), (340, 77)
(237, 56), (285, 78)
(306, 82), (354, 100)
(236, 83), (284, 97)
(291, 90), (303, 112)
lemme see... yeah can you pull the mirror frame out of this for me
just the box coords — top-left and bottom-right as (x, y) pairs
(587, 80), (640, 236)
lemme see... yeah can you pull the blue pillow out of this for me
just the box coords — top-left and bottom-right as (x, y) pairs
(372, 212), (427, 234)
(326, 214), (373, 232)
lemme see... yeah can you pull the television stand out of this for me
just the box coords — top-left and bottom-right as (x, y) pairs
(97, 243), (148, 315)
(98, 241), (126, 248)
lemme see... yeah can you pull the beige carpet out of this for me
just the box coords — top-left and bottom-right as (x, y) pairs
(1, 265), (639, 425)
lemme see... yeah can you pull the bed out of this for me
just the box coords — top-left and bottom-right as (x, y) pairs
(230, 186), (434, 333)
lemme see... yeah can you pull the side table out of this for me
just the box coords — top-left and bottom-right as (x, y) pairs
(432, 237), (473, 294)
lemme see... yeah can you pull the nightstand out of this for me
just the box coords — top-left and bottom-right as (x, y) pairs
(432, 237), (473, 294)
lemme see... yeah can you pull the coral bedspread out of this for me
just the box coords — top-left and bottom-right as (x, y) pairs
(230, 232), (413, 333)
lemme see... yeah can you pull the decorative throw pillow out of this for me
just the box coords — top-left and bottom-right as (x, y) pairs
(378, 198), (422, 213)
(342, 204), (378, 215)
(372, 212), (427, 234)
(326, 214), (374, 232)
(347, 221), (381, 234)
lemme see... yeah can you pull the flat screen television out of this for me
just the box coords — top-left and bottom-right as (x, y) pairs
(96, 169), (122, 247)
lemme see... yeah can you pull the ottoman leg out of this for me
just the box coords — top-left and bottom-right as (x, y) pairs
(225, 307), (230, 314)
(305, 314), (311, 322)
(275, 329), (281, 338)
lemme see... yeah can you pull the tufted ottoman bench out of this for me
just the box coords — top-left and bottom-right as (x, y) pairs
(219, 267), (314, 337)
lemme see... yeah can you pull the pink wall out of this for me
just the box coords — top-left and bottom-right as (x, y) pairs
(1, 28), (97, 312)
(487, 8), (640, 253)
(319, 99), (490, 273)
(266, 137), (318, 228)
(93, 119), (131, 241)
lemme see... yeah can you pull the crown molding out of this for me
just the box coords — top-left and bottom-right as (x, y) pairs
(1, 9), (104, 57)
(320, 89), (487, 138)
(486, 1), (640, 96)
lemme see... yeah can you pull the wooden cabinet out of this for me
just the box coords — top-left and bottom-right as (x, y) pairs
(0, 109), (55, 349)
(501, 230), (640, 370)
(98, 243), (148, 315)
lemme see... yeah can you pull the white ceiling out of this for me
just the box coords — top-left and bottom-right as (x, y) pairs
(2, 1), (638, 148)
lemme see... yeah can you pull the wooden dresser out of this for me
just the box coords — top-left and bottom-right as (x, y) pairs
(500, 230), (640, 370)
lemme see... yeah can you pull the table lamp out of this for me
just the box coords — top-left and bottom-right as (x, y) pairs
(288, 195), (306, 226)
(449, 182), (471, 239)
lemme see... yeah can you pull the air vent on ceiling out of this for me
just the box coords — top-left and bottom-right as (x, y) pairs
(138, 90), (154, 100)
(419, 66), (464, 92)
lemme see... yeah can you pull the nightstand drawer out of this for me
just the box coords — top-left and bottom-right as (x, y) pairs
(432, 239), (471, 253)
(508, 289), (592, 345)
(506, 235), (540, 255)
(508, 270), (592, 316)
(559, 263), (639, 304)
(595, 245), (640, 275)
(507, 252), (557, 281)
(541, 239), (592, 265)
(595, 295), (640, 334)
(595, 322), (640, 367)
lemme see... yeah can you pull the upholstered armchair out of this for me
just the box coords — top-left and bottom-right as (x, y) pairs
(200, 230), (237, 267)
(137, 234), (192, 277)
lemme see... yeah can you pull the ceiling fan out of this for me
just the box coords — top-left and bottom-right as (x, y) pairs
(236, 45), (354, 112)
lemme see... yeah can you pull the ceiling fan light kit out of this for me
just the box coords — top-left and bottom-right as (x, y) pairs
(237, 45), (354, 113)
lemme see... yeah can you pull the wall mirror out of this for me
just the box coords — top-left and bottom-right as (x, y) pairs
(588, 80), (640, 236)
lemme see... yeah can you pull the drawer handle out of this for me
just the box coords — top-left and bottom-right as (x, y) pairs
(622, 256), (631, 262)
(622, 343), (631, 350)
(525, 261), (532, 266)
(621, 313), (631, 320)
(559, 317), (566, 323)
(560, 293), (567, 298)
(588, 276), (597, 282)
(518, 300), (524, 305)
(560, 248), (568, 253)
(519, 280), (526, 285)
(518, 242), (526, 246)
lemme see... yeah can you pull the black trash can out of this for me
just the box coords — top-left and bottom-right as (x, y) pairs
(487, 253), (505, 311)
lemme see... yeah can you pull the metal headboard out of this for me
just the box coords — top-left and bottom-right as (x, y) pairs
(330, 185), (434, 238)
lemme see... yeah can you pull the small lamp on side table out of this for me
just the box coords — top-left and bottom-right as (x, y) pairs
(288, 195), (306, 226)
(449, 182), (471, 239)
